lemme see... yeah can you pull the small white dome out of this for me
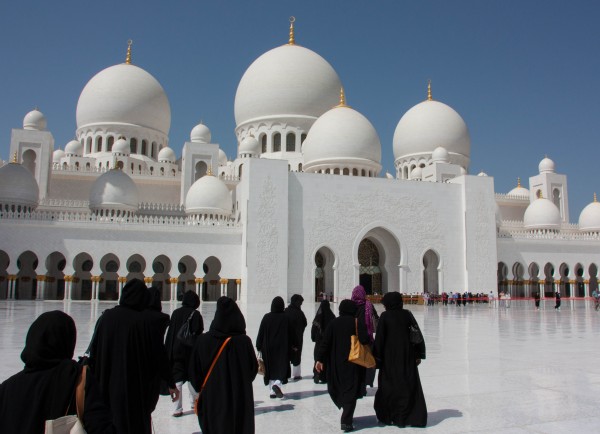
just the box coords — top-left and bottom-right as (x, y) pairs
(524, 197), (561, 230)
(477, 171), (488, 177)
(112, 138), (130, 155)
(578, 196), (600, 231)
(53, 149), (65, 163)
(302, 106), (381, 173)
(410, 166), (423, 180)
(65, 140), (83, 157)
(0, 162), (40, 209)
(431, 146), (449, 163)
(538, 156), (555, 173)
(218, 149), (228, 166)
(76, 64), (171, 135)
(393, 99), (470, 168)
(185, 175), (232, 217)
(239, 135), (260, 156)
(508, 179), (529, 199)
(89, 169), (139, 212)
(234, 44), (342, 127)
(190, 123), (212, 143)
(157, 146), (176, 163)
(23, 109), (47, 130)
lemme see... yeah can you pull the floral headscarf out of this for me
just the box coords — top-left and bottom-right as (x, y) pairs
(351, 285), (375, 339)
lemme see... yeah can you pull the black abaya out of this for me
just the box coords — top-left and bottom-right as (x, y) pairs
(311, 300), (336, 382)
(373, 292), (427, 427)
(164, 290), (204, 383)
(316, 300), (370, 409)
(256, 296), (296, 385)
(189, 297), (258, 434)
(89, 278), (169, 434)
(285, 294), (308, 366)
(0, 311), (114, 434)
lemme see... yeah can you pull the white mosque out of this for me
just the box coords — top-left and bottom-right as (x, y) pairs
(1, 20), (599, 305)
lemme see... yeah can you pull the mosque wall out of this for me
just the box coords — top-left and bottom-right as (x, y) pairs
(47, 174), (95, 201)
(287, 172), (471, 300)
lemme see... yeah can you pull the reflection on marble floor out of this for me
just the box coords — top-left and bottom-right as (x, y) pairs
(1, 299), (599, 433)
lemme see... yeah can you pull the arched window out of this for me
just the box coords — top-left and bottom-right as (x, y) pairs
(301, 133), (307, 143)
(260, 134), (267, 153)
(553, 188), (561, 216)
(238, 163), (243, 178)
(273, 133), (281, 152)
(151, 142), (157, 159)
(86, 137), (92, 154)
(286, 133), (296, 152)
(96, 136), (103, 153)
(141, 140), (148, 156)
(107, 136), (115, 152)
(130, 138), (137, 154)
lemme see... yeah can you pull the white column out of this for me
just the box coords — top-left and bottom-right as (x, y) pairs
(235, 279), (241, 301)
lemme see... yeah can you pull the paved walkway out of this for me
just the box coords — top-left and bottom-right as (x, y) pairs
(1, 299), (599, 433)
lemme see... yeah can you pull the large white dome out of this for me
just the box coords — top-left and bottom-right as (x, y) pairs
(89, 169), (139, 212)
(578, 196), (600, 232)
(234, 44), (342, 127)
(302, 105), (381, 173)
(523, 197), (561, 230)
(76, 64), (171, 135)
(393, 99), (470, 168)
(0, 162), (39, 209)
(185, 175), (232, 217)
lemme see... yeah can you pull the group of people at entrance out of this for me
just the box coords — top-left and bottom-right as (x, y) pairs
(0, 281), (427, 434)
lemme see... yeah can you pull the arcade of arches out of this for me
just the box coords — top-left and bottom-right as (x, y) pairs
(497, 261), (598, 298)
(0, 250), (241, 302)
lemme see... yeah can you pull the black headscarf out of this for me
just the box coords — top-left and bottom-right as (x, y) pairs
(382, 291), (404, 310)
(290, 294), (304, 308)
(209, 296), (247, 337)
(314, 300), (336, 330)
(182, 290), (201, 309)
(21, 310), (76, 371)
(120, 278), (148, 310)
(339, 299), (357, 317)
(147, 287), (162, 312)
(271, 296), (285, 313)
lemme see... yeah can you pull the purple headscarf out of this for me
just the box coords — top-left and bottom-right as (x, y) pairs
(351, 285), (375, 340)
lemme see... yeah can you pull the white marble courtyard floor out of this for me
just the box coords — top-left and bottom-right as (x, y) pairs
(1, 299), (599, 433)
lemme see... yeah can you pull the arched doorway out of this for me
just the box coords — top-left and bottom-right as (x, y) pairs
(152, 255), (172, 301)
(16, 251), (38, 300)
(358, 239), (381, 295)
(202, 256), (221, 301)
(22, 149), (37, 176)
(126, 254), (146, 282)
(177, 255), (197, 301)
(194, 161), (207, 181)
(512, 262), (525, 297)
(559, 263), (570, 297)
(315, 247), (335, 301)
(45, 252), (66, 300)
(99, 254), (120, 301)
(497, 262), (508, 295)
(589, 264), (599, 296)
(72, 253), (93, 300)
(422, 250), (440, 295)
(528, 262), (540, 299)
(574, 263), (585, 297)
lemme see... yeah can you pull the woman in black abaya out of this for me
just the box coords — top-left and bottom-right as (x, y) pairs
(0, 311), (115, 434)
(189, 297), (257, 434)
(311, 299), (336, 383)
(373, 291), (427, 428)
(315, 299), (369, 432)
(256, 296), (296, 398)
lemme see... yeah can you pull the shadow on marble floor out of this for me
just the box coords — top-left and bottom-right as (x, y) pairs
(254, 403), (295, 415)
(426, 408), (463, 426)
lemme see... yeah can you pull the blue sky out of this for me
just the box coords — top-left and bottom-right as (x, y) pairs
(1, 1), (599, 216)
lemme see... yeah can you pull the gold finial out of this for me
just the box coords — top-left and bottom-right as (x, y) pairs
(336, 87), (348, 107)
(207, 166), (213, 176)
(517, 177), (521, 188)
(11, 152), (18, 163)
(288, 16), (296, 45)
(427, 80), (432, 101)
(594, 192), (597, 203)
(125, 39), (133, 64)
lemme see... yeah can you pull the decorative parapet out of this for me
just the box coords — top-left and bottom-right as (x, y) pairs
(495, 193), (529, 202)
(498, 222), (600, 241)
(39, 198), (90, 209)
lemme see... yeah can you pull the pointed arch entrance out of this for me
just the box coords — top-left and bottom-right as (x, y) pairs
(314, 246), (335, 301)
(354, 226), (401, 296)
(422, 250), (440, 295)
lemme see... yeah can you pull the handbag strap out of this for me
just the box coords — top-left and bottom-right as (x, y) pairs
(200, 337), (231, 394)
(75, 365), (87, 419)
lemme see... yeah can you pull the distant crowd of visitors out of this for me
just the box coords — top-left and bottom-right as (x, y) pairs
(0, 281), (427, 433)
